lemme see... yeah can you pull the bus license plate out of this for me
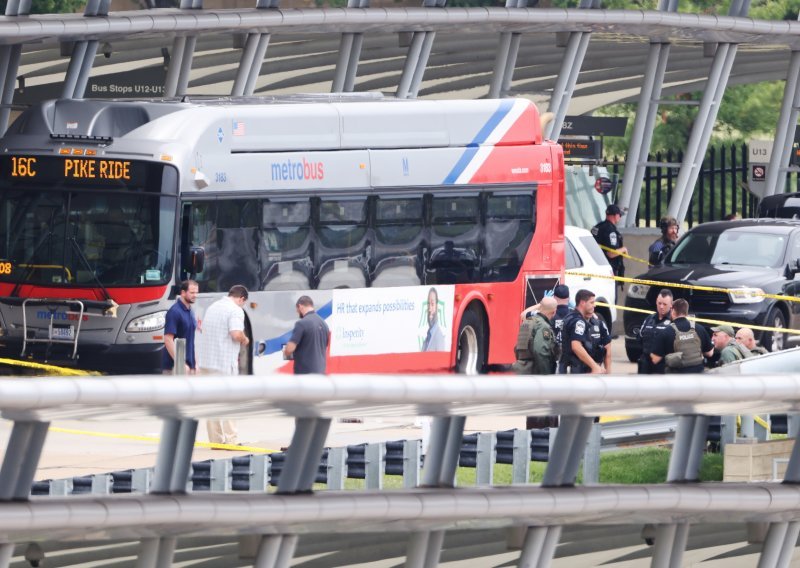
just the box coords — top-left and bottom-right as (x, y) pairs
(51, 325), (74, 340)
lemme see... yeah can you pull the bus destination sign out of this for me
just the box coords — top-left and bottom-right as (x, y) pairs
(10, 156), (132, 181)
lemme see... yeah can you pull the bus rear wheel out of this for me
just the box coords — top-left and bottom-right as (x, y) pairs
(456, 309), (485, 375)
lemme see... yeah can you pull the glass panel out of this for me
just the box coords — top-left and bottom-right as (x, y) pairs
(578, 236), (609, 266)
(316, 198), (369, 288)
(0, 189), (176, 287)
(214, 200), (262, 291)
(565, 239), (582, 270)
(189, 201), (219, 291)
(373, 196), (425, 284)
(482, 193), (534, 282)
(428, 195), (481, 284)
(672, 230), (787, 268)
(261, 199), (313, 290)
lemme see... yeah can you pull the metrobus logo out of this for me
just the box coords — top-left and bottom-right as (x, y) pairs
(270, 158), (324, 181)
(36, 311), (88, 322)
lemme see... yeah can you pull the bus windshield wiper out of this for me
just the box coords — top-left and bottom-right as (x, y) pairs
(68, 236), (113, 304)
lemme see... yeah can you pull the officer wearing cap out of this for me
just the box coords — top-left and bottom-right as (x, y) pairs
(648, 216), (679, 267)
(711, 324), (752, 366)
(592, 204), (628, 298)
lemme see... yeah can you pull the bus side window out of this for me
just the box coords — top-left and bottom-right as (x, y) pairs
(261, 199), (313, 291)
(427, 194), (481, 285)
(316, 197), (369, 290)
(372, 195), (425, 288)
(216, 199), (261, 292)
(482, 192), (535, 282)
(189, 201), (220, 291)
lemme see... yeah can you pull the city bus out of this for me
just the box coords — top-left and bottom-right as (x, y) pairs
(0, 95), (565, 375)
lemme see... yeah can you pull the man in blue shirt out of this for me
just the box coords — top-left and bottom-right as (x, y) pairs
(162, 280), (199, 374)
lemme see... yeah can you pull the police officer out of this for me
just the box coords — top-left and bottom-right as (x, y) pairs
(648, 217), (679, 267)
(637, 289), (673, 374)
(735, 327), (769, 356)
(552, 284), (572, 373)
(711, 325), (752, 366)
(650, 298), (713, 374)
(592, 204), (628, 299)
(562, 289), (611, 374)
(514, 297), (558, 373)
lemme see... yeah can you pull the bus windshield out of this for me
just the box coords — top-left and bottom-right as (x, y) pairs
(0, 189), (177, 287)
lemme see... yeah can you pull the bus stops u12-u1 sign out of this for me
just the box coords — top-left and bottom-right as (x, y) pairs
(329, 286), (454, 356)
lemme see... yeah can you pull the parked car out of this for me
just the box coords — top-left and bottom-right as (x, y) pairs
(623, 218), (800, 361)
(564, 224), (617, 330)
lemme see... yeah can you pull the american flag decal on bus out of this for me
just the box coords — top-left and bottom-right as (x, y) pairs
(232, 120), (245, 136)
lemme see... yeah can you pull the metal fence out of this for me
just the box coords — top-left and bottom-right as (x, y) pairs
(607, 143), (800, 228)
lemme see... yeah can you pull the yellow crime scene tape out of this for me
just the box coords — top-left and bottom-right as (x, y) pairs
(597, 243), (650, 265)
(0, 357), (101, 376)
(593, 247), (800, 304)
(48, 427), (277, 453)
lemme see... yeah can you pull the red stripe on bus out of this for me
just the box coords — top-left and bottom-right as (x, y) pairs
(0, 283), (168, 304)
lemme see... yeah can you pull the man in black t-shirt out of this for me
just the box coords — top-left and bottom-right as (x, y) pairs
(650, 299), (713, 374)
(283, 296), (330, 374)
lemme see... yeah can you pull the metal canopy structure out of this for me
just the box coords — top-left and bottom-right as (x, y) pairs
(2, 374), (800, 567)
(2, 5), (800, 222)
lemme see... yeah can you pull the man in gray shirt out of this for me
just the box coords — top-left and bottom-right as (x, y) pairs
(283, 295), (330, 374)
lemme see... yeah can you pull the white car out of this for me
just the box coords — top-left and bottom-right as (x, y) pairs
(564, 225), (618, 330)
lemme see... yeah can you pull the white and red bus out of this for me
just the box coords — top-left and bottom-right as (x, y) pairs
(0, 95), (565, 374)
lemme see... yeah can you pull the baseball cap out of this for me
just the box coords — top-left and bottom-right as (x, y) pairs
(711, 324), (735, 337)
(606, 204), (622, 216)
(553, 284), (570, 299)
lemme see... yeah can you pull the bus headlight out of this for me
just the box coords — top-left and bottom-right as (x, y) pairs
(729, 288), (764, 304)
(627, 283), (650, 300)
(126, 311), (167, 333)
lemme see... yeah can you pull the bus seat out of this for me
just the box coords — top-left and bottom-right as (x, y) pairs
(371, 256), (421, 288)
(262, 261), (312, 291)
(317, 258), (367, 290)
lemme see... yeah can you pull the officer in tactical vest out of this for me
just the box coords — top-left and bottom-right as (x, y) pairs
(562, 289), (611, 374)
(711, 324), (753, 366)
(513, 297), (558, 375)
(637, 289), (673, 374)
(735, 327), (769, 356)
(650, 298), (713, 373)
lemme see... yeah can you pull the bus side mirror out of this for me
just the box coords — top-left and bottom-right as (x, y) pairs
(184, 246), (205, 276)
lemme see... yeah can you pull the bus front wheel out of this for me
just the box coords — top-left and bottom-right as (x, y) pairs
(456, 309), (485, 375)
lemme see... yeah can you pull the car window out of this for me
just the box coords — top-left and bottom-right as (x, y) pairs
(578, 235), (610, 266)
(672, 230), (787, 267)
(565, 239), (582, 269)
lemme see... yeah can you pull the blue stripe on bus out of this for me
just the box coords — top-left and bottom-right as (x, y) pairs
(259, 301), (333, 356)
(442, 99), (515, 185)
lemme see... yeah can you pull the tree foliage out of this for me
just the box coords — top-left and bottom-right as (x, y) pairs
(0, 0), (85, 13)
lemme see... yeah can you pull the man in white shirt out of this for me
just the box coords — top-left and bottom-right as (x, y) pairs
(198, 285), (250, 446)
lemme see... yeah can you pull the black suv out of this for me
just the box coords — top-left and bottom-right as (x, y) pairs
(624, 219), (800, 361)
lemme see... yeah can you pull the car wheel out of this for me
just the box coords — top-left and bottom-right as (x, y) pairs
(762, 307), (787, 352)
(456, 308), (485, 375)
(625, 342), (642, 363)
